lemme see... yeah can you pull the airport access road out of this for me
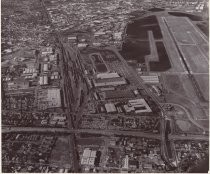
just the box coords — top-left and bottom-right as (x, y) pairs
(162, 102), (209, 132)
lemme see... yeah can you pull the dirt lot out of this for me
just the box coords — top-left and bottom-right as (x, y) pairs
(49, 136), (72, 168)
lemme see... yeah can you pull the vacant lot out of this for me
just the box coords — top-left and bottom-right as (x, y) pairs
(163, 74), (187, 97)
(194, 74), (209, 101)
(174, 119), (202, 134)
(49, 137), (71, 168)
(196, 120), (209, 129)
(176, 120), (191, 131)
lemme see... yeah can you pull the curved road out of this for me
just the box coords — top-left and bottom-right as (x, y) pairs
(162, 102), (209, 132)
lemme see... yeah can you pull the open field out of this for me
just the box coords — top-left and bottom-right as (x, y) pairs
(126, 15), (162, 39)
(49, 137), (71, 168)
(180, 45), (208, 73)
(161, 71), (207, 109)
(165, 93), (208, 125)
(176, 120), (194, 131)
(162, 74), (188, 97)
(197, 23), (209, 37)
(149, 41), (171, 71)
(194, 74), (209, 101)
(158, 17), (185, 72)
(180, 74), (202, 102)
(165, 17), (196, 44)
(168, 12), (203, 21)
(196, 120), (209, 129)
(200, 45), (209, 58)
(174, 119), (203, 134)
(120, 40), (150, 63)
(164, 16), (208, 74)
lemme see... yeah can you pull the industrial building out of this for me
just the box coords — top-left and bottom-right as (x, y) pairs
(123, 99), (152, 114)
(99, 87), (115, 92)
(47, 88), (62, 108)
(93, 77), (127, 87)
(7, 80), (30, 90)
(113, 32), (122, 40)
(104, 103), (117, 113)
(100, 90), (135, 100)
(43, 64), (49, 72)
(140, 75), (159, 84)
(78, 43), (88, 48)
(39, 76), (49, 85)
(96, 72), (120, 79)
(93, 43), (102, 47)
(22, 67), (38, 79)
(41, 47), (53, 55)
(37, 88), (62, 110)
(23, 67), (38, 74)
(122, 155), (129, 169)
(81, 148), (97, 166)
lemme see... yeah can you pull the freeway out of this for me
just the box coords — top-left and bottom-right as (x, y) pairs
(2, 127), (161, 139)
(2, 127), (208, 141)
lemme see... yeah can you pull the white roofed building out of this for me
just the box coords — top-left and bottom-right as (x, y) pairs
(123, 99), (152, 114)
(93, 77), (127, 87)
(105, 103), (117, 113)
(96, 72), (120, 79)
(81, 149), (97, 166)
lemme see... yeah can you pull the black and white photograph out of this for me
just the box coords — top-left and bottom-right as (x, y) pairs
(1, 0), (209, 173)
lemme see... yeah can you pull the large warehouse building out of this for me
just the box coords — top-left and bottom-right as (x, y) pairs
(96, 72), (120, 79)
(104, 103), (117, 113)
(93, 77), (127, 87)
(37, 88), (62, 110)
(123, 99), (152, 114)
(100, 90), (135, 100)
